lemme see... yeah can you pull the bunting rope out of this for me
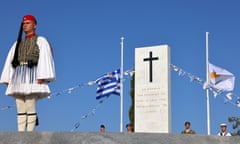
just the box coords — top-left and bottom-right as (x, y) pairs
(48, 83), (94, 99)
(69, 69), (134, 131)
(48, 69), (134, 99)
(70, 96), (108, 132)
(0, 105), (15, 111)
(170, 64), (240, 108)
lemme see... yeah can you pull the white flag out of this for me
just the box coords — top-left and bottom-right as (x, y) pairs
(209, 63), (235, 91)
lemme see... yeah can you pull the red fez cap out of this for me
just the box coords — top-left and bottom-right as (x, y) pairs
(22, 15), (37, 24)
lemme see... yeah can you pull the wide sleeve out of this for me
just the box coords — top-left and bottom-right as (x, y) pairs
(36, 36), (56, 82)
(0, 42), (16, 84)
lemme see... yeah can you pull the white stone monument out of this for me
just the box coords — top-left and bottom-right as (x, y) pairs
(134, 45), (171, 133)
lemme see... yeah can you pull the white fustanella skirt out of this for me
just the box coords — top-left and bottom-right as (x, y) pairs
(6, 65), (50, 99)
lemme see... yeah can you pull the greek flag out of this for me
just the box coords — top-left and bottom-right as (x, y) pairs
(95, 69), (120, 100)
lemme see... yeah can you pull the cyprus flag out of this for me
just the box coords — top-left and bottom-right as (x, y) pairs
(209, 63), (235, 92)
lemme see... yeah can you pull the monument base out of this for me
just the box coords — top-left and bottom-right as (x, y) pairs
(0, 132), (239, 144)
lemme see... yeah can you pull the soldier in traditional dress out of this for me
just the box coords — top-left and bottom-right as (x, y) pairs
(0, 15), (56, 131)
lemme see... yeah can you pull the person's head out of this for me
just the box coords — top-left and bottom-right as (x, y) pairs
(126, 124), (133, 132)
(22, 15), (37, 35)
(100, 124), (105, 132)
(185, 121), (191, 129)
(220, 123), (227, 132)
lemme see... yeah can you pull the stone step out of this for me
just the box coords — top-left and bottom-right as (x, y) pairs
(0, 132), (239, 144)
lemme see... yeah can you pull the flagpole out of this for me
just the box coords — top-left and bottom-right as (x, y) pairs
(120, 37), (124, 132)
(206, 32), (211, 135)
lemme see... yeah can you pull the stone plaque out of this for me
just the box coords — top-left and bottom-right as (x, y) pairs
(134, 45), (171, 133)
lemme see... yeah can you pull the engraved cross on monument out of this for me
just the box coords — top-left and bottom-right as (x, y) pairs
(135, 45), (171, 133)
(143, 51), (159, 82)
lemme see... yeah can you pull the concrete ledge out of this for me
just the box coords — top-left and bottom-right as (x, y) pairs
(0, 132), (239, 144)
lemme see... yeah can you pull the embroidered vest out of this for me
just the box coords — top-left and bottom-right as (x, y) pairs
(18, 36), (39, 68)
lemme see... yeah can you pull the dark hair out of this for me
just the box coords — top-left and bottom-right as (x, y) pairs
(100, 124), (105, 128)
(185, 121), (190, 126)
(126, 124), (131, 128)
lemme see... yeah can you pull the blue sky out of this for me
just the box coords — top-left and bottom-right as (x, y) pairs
(0, 0), (240, 134)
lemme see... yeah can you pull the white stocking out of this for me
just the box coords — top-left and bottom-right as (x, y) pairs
(26, 95), (37, 132)
(27, 114), (37, 131)
(17, 114), (27, 131)
(16, 97), (27, 132)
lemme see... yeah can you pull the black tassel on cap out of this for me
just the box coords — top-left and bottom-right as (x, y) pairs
(11, 22), (23, 68)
